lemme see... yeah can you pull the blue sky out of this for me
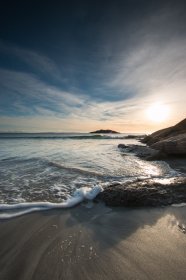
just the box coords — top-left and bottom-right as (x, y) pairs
(0, 0), (186, 132)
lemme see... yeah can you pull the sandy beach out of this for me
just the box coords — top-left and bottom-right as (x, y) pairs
(1, 0), (186, 278)
(1, 203), (186, 280)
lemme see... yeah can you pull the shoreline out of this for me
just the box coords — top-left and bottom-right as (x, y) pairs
(1, 203), (186, 280)
(99, 145), (186, 207)
(98, 176), (186, 207)
(1, 136), (186, 279)
(0, 154), (186, 218)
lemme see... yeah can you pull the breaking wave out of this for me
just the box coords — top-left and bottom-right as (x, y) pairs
(0, 185), (103, 219)
(0, 133), (141, 140)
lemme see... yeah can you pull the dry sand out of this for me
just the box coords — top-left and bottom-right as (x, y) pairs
(1, 203), (186, 280)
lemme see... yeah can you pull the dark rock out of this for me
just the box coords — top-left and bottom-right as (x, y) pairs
(142, 118), (186, 145)
(141, 118), (186, 157)
(151, 134), (186, 155)
(118, 144), (160, 160)
(98, 177), (186, 207)
(118, 144), (127, 149)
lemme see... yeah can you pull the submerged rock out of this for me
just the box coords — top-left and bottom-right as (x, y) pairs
(98, 177), (186, 207)
(118, 144), (127, 149)
(118, 144), (162, 160)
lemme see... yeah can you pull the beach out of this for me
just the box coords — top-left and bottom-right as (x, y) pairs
(0, 133), (186, 279)
(1, 203), (186, 280)
(1, 0), (186, 278)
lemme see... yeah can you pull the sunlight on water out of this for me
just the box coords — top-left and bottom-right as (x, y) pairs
(0, 133), (179, 210)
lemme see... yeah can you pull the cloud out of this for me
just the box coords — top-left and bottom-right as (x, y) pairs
(0, 40), (63, 83)
(0, 65), (147, 132)
(102, 5), (186, 125)
(0, 2), (186, 132)
(109, 38), (186, 98)
(0, 68), (87, 117)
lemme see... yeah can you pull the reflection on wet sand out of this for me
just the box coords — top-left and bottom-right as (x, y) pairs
(1, 204), (186, 280)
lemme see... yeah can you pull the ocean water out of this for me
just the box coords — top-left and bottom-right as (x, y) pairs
(0, 133), (179, 218)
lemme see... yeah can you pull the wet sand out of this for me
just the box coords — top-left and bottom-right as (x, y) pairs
(1, 203), (186, 280)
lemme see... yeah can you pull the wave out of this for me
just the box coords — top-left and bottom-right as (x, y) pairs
(1, 156), (19, 162)
(172, 203), (186, 207)
(0, 134), (136, 140)
(0, 135), (103, 140)
(48, 161), (103, 177)
(0, 185), (103, 219)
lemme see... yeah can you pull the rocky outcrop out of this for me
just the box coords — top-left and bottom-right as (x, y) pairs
(98, 177), (186, 207)
(90, 129), (119, 134)
(142, 118), (186, 145)
(101, 119), (186, 208)
(118, 144), (162, 160)
(151, 133), (186, 155)
(142, 119), (186, 156)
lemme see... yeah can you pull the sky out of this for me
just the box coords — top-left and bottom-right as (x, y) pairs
(0, 0), (186, 133)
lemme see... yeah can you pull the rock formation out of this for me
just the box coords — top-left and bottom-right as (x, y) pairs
(98, 177), (186, 207)
(118, 144), (161, 159)
(142, 118), (186, 156)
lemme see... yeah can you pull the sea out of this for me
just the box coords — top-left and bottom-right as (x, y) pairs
(0, 132), (180, 219)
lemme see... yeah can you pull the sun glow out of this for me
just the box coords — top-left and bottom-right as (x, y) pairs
(146, 103), (170, 123)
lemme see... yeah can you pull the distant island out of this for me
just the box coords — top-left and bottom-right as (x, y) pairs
(90, 129), (120, 134)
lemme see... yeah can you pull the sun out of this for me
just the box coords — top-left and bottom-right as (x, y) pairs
(146, 103), (170, 123)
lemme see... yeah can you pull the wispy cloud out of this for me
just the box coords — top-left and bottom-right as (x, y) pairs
(108, 38), (186, 99)
(0, 40), (64, 84)
(0, 68), (87, 116)
(100, 6), (186, 127)
(0, 65), (147, 131)
(0, 2), (186, 132)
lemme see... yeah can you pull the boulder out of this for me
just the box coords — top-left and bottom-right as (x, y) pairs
(142, 118), (186, 156)
(142, 118), (186, 145)
(98, 177), (186, 207)
(151, 133), (186, 155)
(118, 144), (127, 149)
(118, 144), (161, 159)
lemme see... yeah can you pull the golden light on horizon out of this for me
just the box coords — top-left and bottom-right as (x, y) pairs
(146, 102), (170, 123)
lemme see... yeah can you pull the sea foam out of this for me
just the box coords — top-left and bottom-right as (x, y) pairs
(0, 185), (103, 219)
(172, 203), (186, 207)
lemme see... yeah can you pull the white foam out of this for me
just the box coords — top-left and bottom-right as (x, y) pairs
(172, 203), (186, 207)
(0, 185), (103, 219)
(74, 185), (102, 200)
